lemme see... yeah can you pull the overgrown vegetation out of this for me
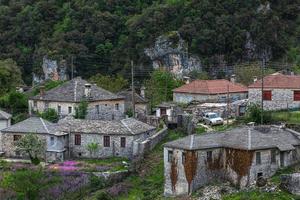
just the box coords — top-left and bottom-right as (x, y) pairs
(75, 100), (88, 119)
(38, 108), (59, 123)
(89, 74), (128, 93)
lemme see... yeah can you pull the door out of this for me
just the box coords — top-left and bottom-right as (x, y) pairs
(160, 108), (166, 115)
(280, 152), (285, 167)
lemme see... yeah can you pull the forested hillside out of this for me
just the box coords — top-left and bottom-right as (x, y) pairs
(0, 0), (299, 84)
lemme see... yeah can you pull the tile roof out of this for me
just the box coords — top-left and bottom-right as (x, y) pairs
(30, 77), (124, 102)
(1, 117), (66, 136)
(173, 79), (248, 95)
(117, 90), (148, 104)
(59, 117), (156, 135)
(249, 74), (300, 89)
(164, 126), (300, 151)
(0, 110), (12, 120)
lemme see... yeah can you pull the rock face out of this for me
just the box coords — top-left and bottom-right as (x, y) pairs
(42, 56), (68, 81)
(144, 31), (202, 77)
(280, 173), (300, 195)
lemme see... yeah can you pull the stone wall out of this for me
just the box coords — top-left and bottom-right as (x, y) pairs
(248, 88), (300, 110)
(173, 92), (248, 104)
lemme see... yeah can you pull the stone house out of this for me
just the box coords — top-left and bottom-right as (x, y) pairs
(0, 110), (11, 130)
(1, 116), (158, 161)
(156, 102), (182, 123)
(248, 73), (300, 110)
(1, 117), (68, 162)
(28, 77), (125, 120)
(117, 89), (149, 115)
(173, 79), (248, 104)
(164, 125), (300, 196)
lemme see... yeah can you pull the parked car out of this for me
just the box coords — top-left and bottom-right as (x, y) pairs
(203, 112), (224, 125)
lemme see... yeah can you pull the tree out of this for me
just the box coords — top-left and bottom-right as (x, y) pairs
(38, 108), (59, 123)
(16, 133), (46, 165)
(89, 74), (128, 93)
(75, 100), (88, 119)
(145, 70), (184, 109)
(0, 91), (28, 115)
(0, 59), (23, 95)
(86, 142), (99, 158)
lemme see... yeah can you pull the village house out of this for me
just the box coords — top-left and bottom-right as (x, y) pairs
(117, 89), (149, 115)
(173, 79), (248, 104)
(28, 77), (125, 120)
(155, 102), (182, 123)
(248, 73), (300, 110)
(0, 109), (11, 130)
(0, 116), (161, 162)
(164, 125), (300, 196)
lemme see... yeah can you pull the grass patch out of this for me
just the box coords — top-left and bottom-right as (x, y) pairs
(223, 190), (297, 200)
(195, 126), (206, 134)
(78, 157), (129, 165)
(269, 111), (300, 124)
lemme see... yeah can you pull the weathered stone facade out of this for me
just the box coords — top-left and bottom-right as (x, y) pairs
(248, 88), (300, 110)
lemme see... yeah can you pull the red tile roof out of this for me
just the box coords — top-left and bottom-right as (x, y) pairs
(173, 79), (248, 94)
(249, 74), (300, 89)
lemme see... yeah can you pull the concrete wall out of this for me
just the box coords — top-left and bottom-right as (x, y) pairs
(248, 88), (300, 110)
(173, 92), (248, 104)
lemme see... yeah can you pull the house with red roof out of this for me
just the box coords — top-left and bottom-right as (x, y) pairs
(248, 73), (300, 110)
(173, 79), (248, 104)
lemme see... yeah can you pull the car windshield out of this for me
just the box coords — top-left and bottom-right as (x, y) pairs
(208, 114), (218, 118)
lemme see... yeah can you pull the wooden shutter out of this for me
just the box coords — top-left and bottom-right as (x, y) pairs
(294, 91), (300, 101)
(104, 136), (110, 147)
(75, 134), (81, 145)
(262, 91), (272, 101)
(120, 137), (126, 148)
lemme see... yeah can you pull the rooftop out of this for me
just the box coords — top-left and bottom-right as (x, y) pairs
(0, 109), (12, 120)
(164, 126), (300, 151)
(249, 74), (300, 89)
(117, 90), (148, 104)
(173, 79), (248, 95)
(30, 77), (124, 102)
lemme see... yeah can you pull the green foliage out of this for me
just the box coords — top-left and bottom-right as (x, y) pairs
(86, 143), (99, 158)
(145, 70), (183, 109)
(31, 80), (65, 96)
(38, 108), (59, 123)
(89, 74), (128, 93)
(16, 133), (46, 165)
(188, 70), (210, 80)
(75, 100), (88, 119)
(245, 104), (272, 124)
(0, 59), (22, 95)
(125, 109), (133, 118)
(223, 190), (296, 200)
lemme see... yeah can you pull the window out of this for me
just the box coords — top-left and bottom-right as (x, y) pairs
(207, 151), (213, 162)
(45, 102), (49, 110)
(33, 101), (37, 108)
(120, 137), (126, 148)
(13, 135), (21, 141)
(161, 108), (167, 115)
(256, 152), (261, 165)
(271, 150), (276, 164)
(262, 91), (272, 101)
(292, 150), (298, 161)
(115, 103), (119, 111)
(294, 91), (300, 101)
(96, 105), (100, 114)
(68, 106), (72, 114)
(57, 105), (61, 114)
(75, 134), (81, 145)
(50, 137), (55, 146)
(103, 136), (110, 147)
(168, 150), (173, 162)
(257, 172), (263, 179)
(182, 152), (186, 164)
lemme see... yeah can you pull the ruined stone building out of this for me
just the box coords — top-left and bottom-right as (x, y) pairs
(0, 116), (159, 162)
(28, 77), (125, 120)
(248, 73), (300, 110)
(164, 125), (300, 196)
(173, 79), (248, 104)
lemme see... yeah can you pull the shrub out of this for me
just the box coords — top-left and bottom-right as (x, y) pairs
(38, 108), (59, 123)
(245, 104), (273, 124)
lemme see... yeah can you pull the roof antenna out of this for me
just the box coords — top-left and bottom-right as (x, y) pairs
(189, 134), (195, 149)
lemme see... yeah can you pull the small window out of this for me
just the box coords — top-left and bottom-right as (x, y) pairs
(13, 135), (21, 141)
(57, 105), (61, 114)
(50, 137), (55, 146)
(294, 91), (300, 101)
(115, 103), (119, 111)
(68, 106), (72, 114)
(257, 172), (263, 179)
(75, 134), (81, 145)
(207, 151), (213, 162)
(182, 152), (186, 164)
(120, 137), (126, 148)
(271, 150), (276, 164)
(96, 105), (100, 114)
(33, 101), (37, 108)
(262, 91), (272, 101)
(292, 150), (297, 161)
(256, 152), (261, 165)
(168, 150), (173, 162)
(78, 152), (82, 157)
(103, 136), (110, 147)
(45, 102), (49, 110)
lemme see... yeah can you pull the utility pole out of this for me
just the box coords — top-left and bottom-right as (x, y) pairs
(71, 55), (74, 80)
(227, 84), (229, 126)
(131, 60), (135, 118)
(261, 55), (265, 125)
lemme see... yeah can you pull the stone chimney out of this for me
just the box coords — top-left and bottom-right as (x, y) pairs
(140, 86), (146, 98)
(230, 74), (236, 83)
(40, 86), (45, 96)
(84, 84), (92, 98)
(253, 76), (258, 83)
(183, 76), (191, 84)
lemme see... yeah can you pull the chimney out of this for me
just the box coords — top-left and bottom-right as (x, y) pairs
(40, 86), (45, 96)
(183, 76), (191, 84)
(140, 86), (146, 98)
(84, 84), (91, 98)
(253, 76), (258, 83)
(230, 74), (236, 83)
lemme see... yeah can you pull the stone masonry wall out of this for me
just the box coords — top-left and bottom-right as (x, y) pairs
(249, 88), (300, 110)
